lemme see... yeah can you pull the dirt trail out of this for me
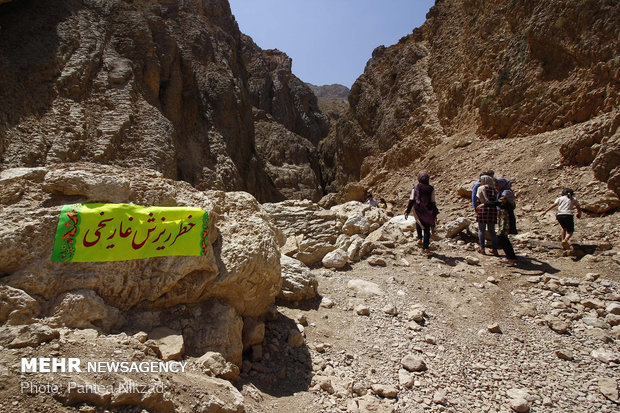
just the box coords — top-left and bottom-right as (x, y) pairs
(243, 235), (620, 412)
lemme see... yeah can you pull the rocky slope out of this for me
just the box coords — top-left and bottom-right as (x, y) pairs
(0, 0), (328, 202)
(320, 0), (620, 198)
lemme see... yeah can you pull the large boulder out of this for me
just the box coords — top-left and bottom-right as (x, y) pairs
(342, 214), (370, 235)
(0, 164), (281, 364)
(322, 249), (349, 269)
(279, 255), (318, 302)
(263, 200), (344, 265)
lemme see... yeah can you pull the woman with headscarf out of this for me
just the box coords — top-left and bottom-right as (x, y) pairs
(404, 172), (439, 256)
(478, 178), (518, 263)
(475, 175), (498, 255)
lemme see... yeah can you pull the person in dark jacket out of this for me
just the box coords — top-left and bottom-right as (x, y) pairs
(404, 172), (439, 256)
(478, 178), (517, 264)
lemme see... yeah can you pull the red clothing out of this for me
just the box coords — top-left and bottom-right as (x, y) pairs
(477, 186), (498, 223)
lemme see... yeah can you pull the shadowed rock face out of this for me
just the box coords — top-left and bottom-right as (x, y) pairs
(0, 0), (328, 202)
(320, 0), (620, 196)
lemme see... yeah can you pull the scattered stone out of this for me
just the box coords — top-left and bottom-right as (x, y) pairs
(132, 332), (148, 343)
(371, 384), (398, 398)
(606, 303), (620, 315)
(583, 317), (610, 329)
(407, 309), (425, 323)
(401, 354), (427, 372)
(322, 248), (349, 269)
(356, 305), (370, 316)
(197, 351), (240, 381)
(591, 348), (620, 364)
(598, 377), (619, 403)
(0, 324), (60, 349)
(487, 276), (498, 284)
(433, 389), (448, 405)
(585, 273), (601, 281)
(279, 255), (319, 301)
(465, 256), (480, 265)
(605, 314), (620, 326)
(556, 349), (574, 361)
(347, 279), (384, 297)
(147, 327), (184, 361)
(547, 318), (569, 334)
(510, 397), (530, 412)
(288, 329), (304, 348)
(487, 323), (502, 334)
(425, 335), (437, 345)
(368, 256), (387, 266)
(398, 369), (415, 388)
(382, 305), (398, 316)
(407, 321), (423, 331)
(582, 298), (605, 309)
(320, 297), (335, 308)
(445, 217), (470, 238)
(242, 318), (265, 351)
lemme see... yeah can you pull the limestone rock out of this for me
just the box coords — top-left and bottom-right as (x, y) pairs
(445, 217), (470, 238)
(0, 285), (40, 325)
(148, 327), (184, 361)
(368, 256), (387, 266)
(356, 305), (370, 316)
(401, 354), (427, 372)
(322, 248), (349, 269)
(598, 377), (619, 403)
(510, 398), (530, 412)
(1, 164), (281, 320)
(606, 302), (620, 315)
(388, 215), (417, 232)
(342, 214), (370, 235)
(48, 289), (124, 331)
(0, 323), (59, 348)
(347, 235), (366, 262)
(371, 384), (398, 398)
(263, 200), (343, 265)
(347, 279), (384, 297)
(196, 351), (240, 382)
(287, 329), (304, 348)
(242, 318), (265, 351)
(278, 255), (318, 302)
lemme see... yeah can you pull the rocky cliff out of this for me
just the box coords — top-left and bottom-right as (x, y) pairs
(0, 0), (328, 202)
(320, 0), (620, 197)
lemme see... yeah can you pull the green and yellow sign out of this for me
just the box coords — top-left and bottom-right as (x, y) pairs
(51, 203), (209, 262)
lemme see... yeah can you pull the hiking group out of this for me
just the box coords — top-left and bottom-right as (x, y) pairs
(401, 170), (582, 264)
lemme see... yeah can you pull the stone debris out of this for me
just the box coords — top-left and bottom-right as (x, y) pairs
(147, 327), (184, 361)
(401, 355), (427, 372)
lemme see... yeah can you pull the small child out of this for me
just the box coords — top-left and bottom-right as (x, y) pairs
(541, 188), (583, 249)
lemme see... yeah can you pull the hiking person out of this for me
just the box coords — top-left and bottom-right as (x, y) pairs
(540, 188), (582, 249)
(472, 170), (495, 209)
(367, 193), (379, 207)
(478, 177), (517, 264)
(476, 174), (498, 255)
(378, 198), (388, 209)
(404, 172), (439, 256)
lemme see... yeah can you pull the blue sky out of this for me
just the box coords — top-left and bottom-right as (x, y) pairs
(229, 0), (435, 88)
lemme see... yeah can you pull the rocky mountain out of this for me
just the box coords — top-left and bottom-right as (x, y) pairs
(307, 83), (351, 126)
(320, 0), (620, 198)
(306, 83), (350, 102)
(0, 0), (328, 202)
